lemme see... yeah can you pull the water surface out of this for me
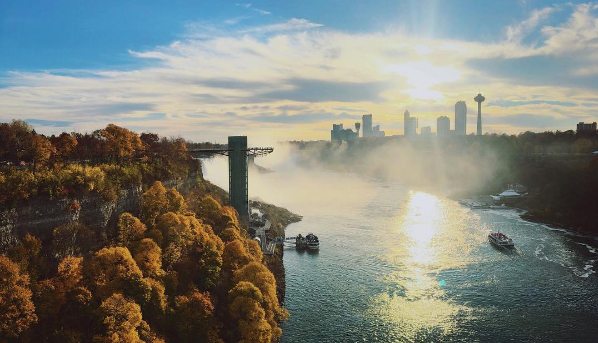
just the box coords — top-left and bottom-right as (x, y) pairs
(202, 154), (598, 342)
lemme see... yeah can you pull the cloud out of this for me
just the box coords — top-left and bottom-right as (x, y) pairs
(1, 4), (598, 141)
(241, 18), (323, 34)
(250, 111), (360, 124)
(259, 79), (388, 102)
(25, 118), (74, 127)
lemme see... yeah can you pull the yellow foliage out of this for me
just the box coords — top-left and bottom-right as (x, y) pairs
(95, 293), (143, 343)
(228, 281), (272, 343)
(89, 247), (143, 299)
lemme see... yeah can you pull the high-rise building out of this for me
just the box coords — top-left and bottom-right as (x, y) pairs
(455, 101), (467, 135)
(437, 116), (450, 137)
(404, 110), (418, 137)
(362, 114), (373, 137)
(421, 126), (432, 136)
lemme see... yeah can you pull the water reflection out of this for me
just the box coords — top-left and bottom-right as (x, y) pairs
(372, 191), (471, 339)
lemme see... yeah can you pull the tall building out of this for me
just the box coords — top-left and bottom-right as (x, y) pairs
(577, 122), (597, 134)
(362, 114), (373, 137)
(437, 116), (450, 137)
(455, 101), (467, 135)
(404, 110), (418, 137)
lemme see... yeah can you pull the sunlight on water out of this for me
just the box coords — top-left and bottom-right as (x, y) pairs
(370, 191), (471, 339)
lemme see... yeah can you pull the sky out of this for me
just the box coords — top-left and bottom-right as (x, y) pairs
(1, 0), (597, 143)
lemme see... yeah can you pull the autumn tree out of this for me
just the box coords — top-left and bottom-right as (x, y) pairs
(31, 134), (56, 170)
(234, 262), (286, 341)
(53, 132), (78, 160)
(117, 213), (147, 248)
(95, 293), (144, 343)
(100, 124), (144, 162)
(132, 238), (164, 278)
(87, 246), (145, 300)
(141, 181), (170, 228)
(172, 289), (221, 343)
(0, 255), (37, 340)
(228, 281), (273, 343)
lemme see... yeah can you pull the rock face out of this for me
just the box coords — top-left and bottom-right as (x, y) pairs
(0, 175), (201, 246)
(0, 186), (143, 244)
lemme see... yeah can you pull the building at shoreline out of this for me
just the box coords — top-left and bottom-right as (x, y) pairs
(362, 114), (373, 137)
(437, 116), (450, 137)
(404, 110), (418, 137)
(455, 101), (467, 135)
(331, 123), (358, 142)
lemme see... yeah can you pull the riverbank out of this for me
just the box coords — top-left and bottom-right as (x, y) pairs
(250, 200), (302, 303)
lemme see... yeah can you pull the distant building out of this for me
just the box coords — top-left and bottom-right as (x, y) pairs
(331, 123), (358, 142)
(372, 125), (385, 137)
(404, 110), (418, 137)
(577, 122), (597, 134)
(437, 116), (450, 137)
(362, 114), (373, 137)
(421, 126), (432, 136)
(455, 101), (467, 135)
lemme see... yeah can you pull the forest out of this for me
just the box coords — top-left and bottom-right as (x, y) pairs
(0, 120), (286, 342)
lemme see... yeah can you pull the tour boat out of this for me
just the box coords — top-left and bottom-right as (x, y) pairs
(488, 231), (514, 248)
(306, 233), (320, 250)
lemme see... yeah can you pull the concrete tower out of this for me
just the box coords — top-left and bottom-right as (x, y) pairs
(454, 101), (467, 135)
(354, 122), (361, 137)
(228, 136), (249, 224)
(474, 93), (485, 136)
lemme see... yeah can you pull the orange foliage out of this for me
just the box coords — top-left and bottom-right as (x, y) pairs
(0, 255), (37, 339)
(95, 293), (144, 343)
(117, 213), (147, 248)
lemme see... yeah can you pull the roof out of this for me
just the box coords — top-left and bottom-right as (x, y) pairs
(499, 190), (521, 197)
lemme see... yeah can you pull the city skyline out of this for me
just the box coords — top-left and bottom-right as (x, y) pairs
(1, 1), (597, 143)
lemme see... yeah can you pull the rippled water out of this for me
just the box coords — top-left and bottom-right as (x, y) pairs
(201, 154), (598, 342)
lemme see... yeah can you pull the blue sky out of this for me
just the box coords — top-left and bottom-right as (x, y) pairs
(1, 0), (597, 142)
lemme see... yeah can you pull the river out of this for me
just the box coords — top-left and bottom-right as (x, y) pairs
(201, 150), (598, 342)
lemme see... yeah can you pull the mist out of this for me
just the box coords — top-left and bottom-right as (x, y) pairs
(199, 136), (507, 216)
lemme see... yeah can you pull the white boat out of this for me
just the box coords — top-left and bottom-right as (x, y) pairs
(306, 233), (319, 250)
(488, 231), (514, 248)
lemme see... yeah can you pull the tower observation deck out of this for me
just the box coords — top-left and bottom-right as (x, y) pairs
(189, 136), (273, 225)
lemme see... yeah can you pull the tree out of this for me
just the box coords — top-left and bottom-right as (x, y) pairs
(117, 213), (147, 248)
(95, 293), (143, 343)
(222, 240), (253, 273)
(53, 132), (78, 160)
(100, 124), (144, 162)
(88, 247), (144, 300)
(0, 255), (37, 340)
(132, 238), (164, 278)
(31, 134), (56, 170)
(234, 262), (286, 340)
(228, 281), (272, 343)
(141, 181), (169, 228)
(172, 289), (221, 343)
